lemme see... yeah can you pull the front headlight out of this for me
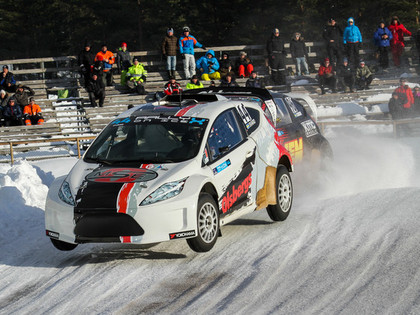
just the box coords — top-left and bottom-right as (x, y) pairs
(58, 180), (75, 206)
(140, 177), (188, 206)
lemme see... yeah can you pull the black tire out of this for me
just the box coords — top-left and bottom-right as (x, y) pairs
(267, 165), (293, 221)
(50, 238), (78, 251)
(187, 193), (219, 252)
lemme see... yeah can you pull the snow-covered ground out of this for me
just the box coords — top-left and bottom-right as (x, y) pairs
(1, 124), (420, 314)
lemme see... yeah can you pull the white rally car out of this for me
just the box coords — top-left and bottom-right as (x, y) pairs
(45, 94), (293, 252)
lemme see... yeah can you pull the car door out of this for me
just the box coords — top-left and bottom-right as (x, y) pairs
(205, 108), (258, 221)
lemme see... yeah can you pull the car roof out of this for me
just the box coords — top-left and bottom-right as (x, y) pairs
(117, 93), (264, 122)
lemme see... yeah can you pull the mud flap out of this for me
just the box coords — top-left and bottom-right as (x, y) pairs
(256, 166), (277, 210)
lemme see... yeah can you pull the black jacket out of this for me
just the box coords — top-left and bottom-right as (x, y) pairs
(323, 24), (343, 46)
(14, 86), (35, 107)
(246, 77), (264, 88)
(290, 38), (308, 59)
(78, 49), (95, 72)
(86, 77), (105, 94)
(267, 35), (286, 56)
(337, 63), (354, 78)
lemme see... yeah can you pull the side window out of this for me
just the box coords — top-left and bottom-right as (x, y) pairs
(284, 96), (303, 119)
(235, 104), (260, 135)
(207, 110), (245, 161)
(273, 98), (293, 126)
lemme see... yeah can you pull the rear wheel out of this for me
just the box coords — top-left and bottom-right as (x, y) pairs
(50, 238), (78, 251)
(267, 165), (293, 221)
(187, 193), (219, 252)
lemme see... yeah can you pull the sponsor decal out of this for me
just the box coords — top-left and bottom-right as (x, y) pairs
(203, 148), (209, 164)
(265, 100), (277, 122)
(169, 230), (196, 240)
(111, 117), (131, 125)
(133, 115), (208, 125)
(301, 120), (319, 137)
(236, 104), (255, 130)
(221, 173), (252, 213)
(285, 137), (303, 162)
(189, 118), (207, 125)
(139, 164), (163, 170)
(213, 159), (231, 174)
(120, 236), (143, 243)
(285, 97), (302, 118)
(86, 167), (158, 183)
(46, 230), (59, 239)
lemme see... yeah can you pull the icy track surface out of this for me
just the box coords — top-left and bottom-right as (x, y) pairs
(1, 134), (420, 314)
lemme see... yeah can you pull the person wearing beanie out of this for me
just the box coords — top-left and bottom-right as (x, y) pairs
(290, 32), (310, 76)
(0, 89), (10, 109)
(95, 44), (115, 86)
(388, 16), (412, 67)
(246, 71), (265, 88)
(343, 17), (363, 66)
(162, 27), (178, 80)
(266, 28), (287, 85)
(3, 98), (23, 126)
(322, 17), (344, 65)
(14, 84), (35, 110)
(77, 40), (95, 88)
(116, 42), (132, 85)
(235, 51), (254, 78)
(179, 26), (205, 79)
(186, 75), (204, 89)
(318, 58), (337, 94)
(126, 57), (148, 95)
(0, 65), (16, 93)
(336, 57), (355, 92)
(355, 60), (373, 90)
(374, 21), (392, 69)
(23, 97), (44, 125)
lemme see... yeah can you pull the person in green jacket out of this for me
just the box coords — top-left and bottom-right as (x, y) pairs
(126, 57), (148, 95)
(186, 75), (204, 89)
(355, 60), (373, 90)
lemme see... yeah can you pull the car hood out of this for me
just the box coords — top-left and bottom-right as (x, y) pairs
(68, 159), (200, 211)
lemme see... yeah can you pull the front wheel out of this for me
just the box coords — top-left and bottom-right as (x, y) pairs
(187, 193), (219, 252)
(266, 165), (293, 221)
(50, 238), (78, 251)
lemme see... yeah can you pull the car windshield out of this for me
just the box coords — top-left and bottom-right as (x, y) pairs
(84, 116), (208, 164)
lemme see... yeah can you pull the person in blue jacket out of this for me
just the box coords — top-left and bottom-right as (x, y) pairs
(374, 21), (393, 69)
(343, 17), (363, 66)
(196, 49), (220, 81)
(179, 26), (205, 79)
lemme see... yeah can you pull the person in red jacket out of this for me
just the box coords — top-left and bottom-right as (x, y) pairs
(388, 16), (411, 67)
(23, 97), (44, 125)
(318, 58), (337, 94)
(393, 78), (414, 116)
(164, 76), (183, 95)
(95, 44), (115, 86)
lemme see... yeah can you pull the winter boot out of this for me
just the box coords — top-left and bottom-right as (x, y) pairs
(167, 70), (171, 80)
(171, 70), (176, 79)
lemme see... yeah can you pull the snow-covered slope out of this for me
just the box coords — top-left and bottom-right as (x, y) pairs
(1, 133), (420, 314)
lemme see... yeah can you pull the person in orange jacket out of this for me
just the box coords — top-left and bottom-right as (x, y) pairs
(23, 97), (44, 125)
(393, 77), (414, 115)
(95, 44), (115, 86)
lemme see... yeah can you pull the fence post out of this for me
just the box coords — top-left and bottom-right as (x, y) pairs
(9, 142), (14, 165)
(77, 138), (81, 158)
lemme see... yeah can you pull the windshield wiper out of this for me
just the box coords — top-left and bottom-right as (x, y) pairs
(84, 156), (113, 165)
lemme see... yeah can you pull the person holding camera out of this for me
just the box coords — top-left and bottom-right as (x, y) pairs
(373, 21), (392, 69)
(179, 26), (205, 79)
(196, 49), (220, 81)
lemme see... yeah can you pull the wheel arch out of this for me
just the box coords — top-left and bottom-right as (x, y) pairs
(279, 154), (293, 172)
(200, 182), (219, 204)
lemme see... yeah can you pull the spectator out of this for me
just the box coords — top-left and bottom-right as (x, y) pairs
(116, 42), (131, 86)
(413, 86), (420, 117)
(0, 89), (11, 109)
(388, 92), (406, 120)
(95, 44), (115, 86)
(373, 21), (392, 69)
(179, 26), (205, 79)
(126, 57), (148, 95)
(246, 71), (265, 88)
(210, 80), (216, 87)
(355, 60), (373, 90)
(77, 40), (95, 88)
(86, 73), (105, 107)
(164, 76), (182, 95)
(235, 51), (254, 78)
(388, 16), (412, 67)
(0, 65), (16, 93)
(318, 58), (337, 94)
(0, 105), (4, 127)
(14, 84), (35, 110)
(186, 75), (204, 89)
(218, 52), (235, 78)
(322, 17), (344, 65)
(23, 97), (44, 125)
(196, 49), (220, 81)
(290, 32), (310, 76)
(3, 98), (23, 126)
(343, 17), (362, 66)
(337, 57), (355, 92)
(92, 55), (104, 78)
(219, 73), (239, 87)
(266, 28), (287, 85)
(161, 28), (178, 79)
(393, 77), (414, 112)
